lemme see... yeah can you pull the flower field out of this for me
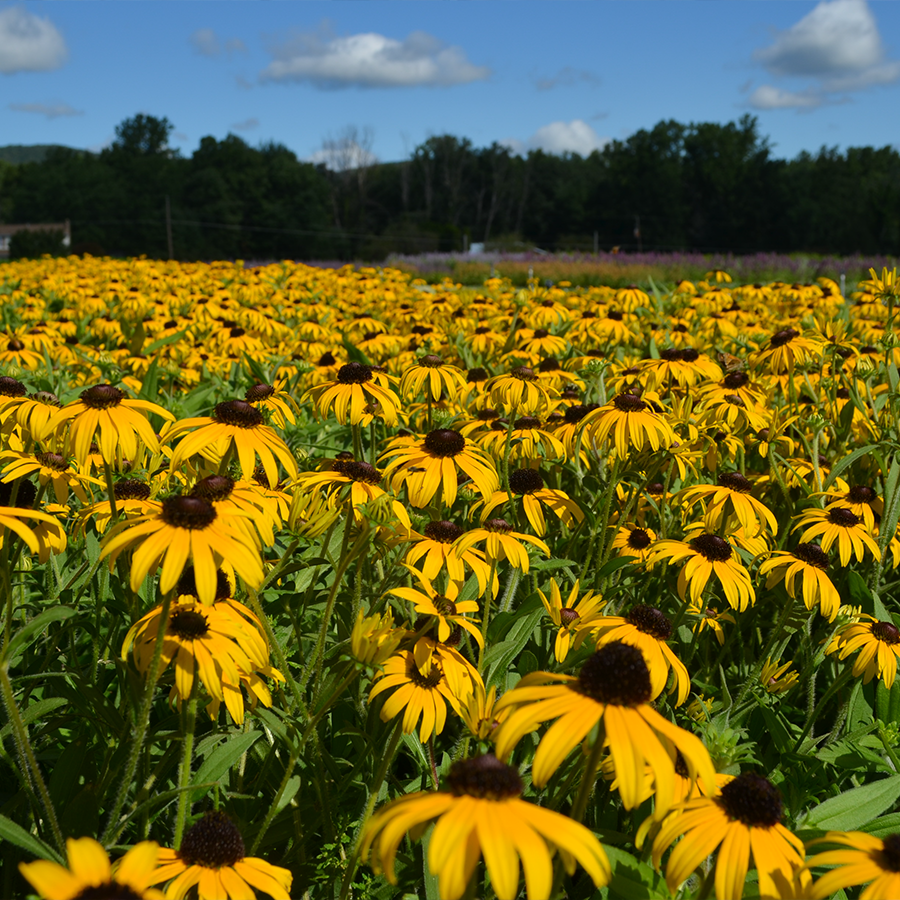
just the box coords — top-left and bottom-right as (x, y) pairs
(2, 255), (900, 899)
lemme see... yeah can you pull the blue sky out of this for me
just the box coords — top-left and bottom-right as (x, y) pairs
(2, 0), (900, 166)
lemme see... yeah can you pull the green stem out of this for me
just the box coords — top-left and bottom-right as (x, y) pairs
(569, 725), (606, 824)
(101, 590), (173, 847)
(249, 742), (300, 856)
(792, 666), (855, 753)
(478, 558), (498, 670)
(0, 662), (66, 855)
(339, 719), (404, 900)
(173, 679), (199, 850)
(735, 594), (796, 708)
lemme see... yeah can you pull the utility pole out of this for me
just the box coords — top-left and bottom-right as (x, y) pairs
(165, 195), (174, 260)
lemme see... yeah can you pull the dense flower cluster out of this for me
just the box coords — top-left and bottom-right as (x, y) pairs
(3, 255), (900, 899)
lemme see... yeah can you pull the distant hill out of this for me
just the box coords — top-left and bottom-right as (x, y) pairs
(0, 144), (88, 165)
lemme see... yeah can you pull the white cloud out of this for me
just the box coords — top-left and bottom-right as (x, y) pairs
(0, 6), (67, 74)
(261, 29), (490, 88)
(191, 29), (247, 58)
(309, 138), (378, 171)
(504, 119), (609, 157)
(9, 101), (83, 119)
(190, 28), (219, 57)
(748, 85), (824, 110)
(753, 0), (900, 100)
(230, 117), (259, 132)
(533, 66), (601, 91)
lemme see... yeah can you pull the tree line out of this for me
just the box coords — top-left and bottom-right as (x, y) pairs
(2, 113), (899, 260)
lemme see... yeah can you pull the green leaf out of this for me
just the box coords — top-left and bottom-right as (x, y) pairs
(0, 813), (63, 863)
(596, 555), (638, 579)
(861, 811), (900, 838)
(529, 558), (579, 571)
(604, 845), (669, 899)
(144, 328), (189, 354)
(803, 775), (900, 831)
(0, 697), (67, 743)
(2, 606), (76, 666)
(191, 732), (261, 800)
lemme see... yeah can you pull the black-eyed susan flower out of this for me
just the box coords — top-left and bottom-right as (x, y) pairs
(539, 577), (606, 663)
(76, 478), (158, 535)
(478, 415), (566, 462)
(149, 810), (292, 900)
(476, 467), (583, 537)
(361, 753), (611, 900)
(0, 449), (101, 505)
(401, 520), (495, 596)
(820, 482), (883, 530)
(484, 365), (556, 414)
(678, 471), (777, 538)
(40, 384), (174, 466)
(591, 605), (690, 706)
(122, 578), (279, 724)
(759, 657), (799, 693)
(805, 830), (900, 899)
(19, 837), (164, 900)
(791, 506), (880, 566)
(641, 348), (723, 391)
(611, 523), (656, 563)
(580, 392), (675, 459)
(826, 615), (900, 687)
(687, 600), (735, 645)
(758, 543), (841, 621)
(648, 530), (756, 611)
(302, 361), (400, 426)
(452, 517), (550, 573)
(101, 495), (264, 606)
(11, 390), (62, 444)
(243, 381), (298, 429)
(399, 354), (466, 402)
(494, 642), (716, 810)
(389, 570), (483, 651)
(0, 501), (67, 558)
(460, 681), (508, 742)
(754, 328), (823, 373)
(381, 428), (499, 509)
(368, 644), (477, 741)
(652, 772), (807, 899)
(167, 400), (298, 488)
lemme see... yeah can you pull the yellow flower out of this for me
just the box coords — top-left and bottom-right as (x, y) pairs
(149, 811), (292, 899)
(687, 601), (735, 646)
(805, 830), (900, 899)
(791, 507), (880, 566)
(19, 837), (164, 900)
(399, 354), (466, 401)
(40, 384), (174, 466)
(652, 773), (808, 899)
(101, 495), (264, 605)
(538, 577), (606, 663)
(361, 754), (611, 900)
(759, 657), (798, 693)
(826, 615), (900, 687)
(677, 471), (777, 538)
(350, 608), (403, 667)
(493, 642), (716, 812)
(452, 517), (550, 573)
(580, 392), (675, 459)
(302, 361), (400, 425)
(758, 543), (841, 621)
(484, 365), (556, 414)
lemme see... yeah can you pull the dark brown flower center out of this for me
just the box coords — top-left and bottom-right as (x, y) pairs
(484, 518), (512, 533)
(718, 772), (783, 827)
(872, 622), (900, 645)
(71, 884), (145, 900)
(0, 479), (36, 509)
(559, 608), (580, 627)
(178, 810), (246, 868)
(689, 533), (732, 562)
(880, 834), (900, 872)
(508, 467), (544, 495)
(245, 383), (275, 402)
(0, 376), (26, 397)
(827, 507), (861, 527)
(626, 605), (672, 640)
(213, 400), (264, 428)
(770, 329), (799, 348)
(718, 472), (752, 493)
(7, 339), (25, 352)
(475, 407), (500, 421)
(80, 385), (125, 409)
(446, 754), (523, 800)
(680, 348), (700, 363)
(791, 542), (829, 569)
(420, 354), (443, 368)
(36, 452), (68, 472)
(161, 496), (217, 530)
(337, 362), (372, 384)
(433, 595), (458, 617)
(538, 357), (560, 372)
(407, 658), (444, 689)
(424, 520), (464, 543)
(577, 641), (652, 706)
(564, 404), (592, 424)
(169, 609), (210, 639)
(509, 366), (536, 381)
(316, 351), (337, 367)
(332, 459), (381, 484)
(191, 474), (235, 502)
(423, 429), (466, 457)
(722, 372), (749, 389)
(626, 527), (652, 550)
(177, 565), (232, 601)
(111, 479), (150, 501)
(514, 416), (542, 430)
(612, 393), (647, 413)
(467, 367), (489, 383)
(847, 485), (877, 504)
